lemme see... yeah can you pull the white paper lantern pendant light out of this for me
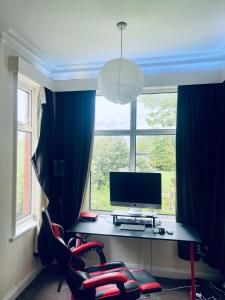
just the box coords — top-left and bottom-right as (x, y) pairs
(98, 22), (144, 105)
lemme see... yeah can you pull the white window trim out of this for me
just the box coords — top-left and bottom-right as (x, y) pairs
(90, 86), (177, 217)
(11, 73), (40, 240)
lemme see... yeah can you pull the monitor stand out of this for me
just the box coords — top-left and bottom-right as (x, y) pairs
(128, 207), (143, 217)
(111, 210), (157, 227)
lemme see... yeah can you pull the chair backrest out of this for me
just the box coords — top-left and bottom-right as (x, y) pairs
(41, 209), (69, 263)
(41, 209), (86, 295)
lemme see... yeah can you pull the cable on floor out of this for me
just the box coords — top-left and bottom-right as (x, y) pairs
(163, 284), (199, 291)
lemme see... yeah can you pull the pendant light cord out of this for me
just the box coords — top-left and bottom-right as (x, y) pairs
(117, 22), (126, 59)
(120, 27), (123, 59)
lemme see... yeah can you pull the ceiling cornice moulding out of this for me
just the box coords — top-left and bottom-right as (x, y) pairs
(2, 27), (225, 80)
(2, 28), (52, 78)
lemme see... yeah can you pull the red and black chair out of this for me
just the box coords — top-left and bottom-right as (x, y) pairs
(51, 217), (124, 292)
(42, 209), (162, 300)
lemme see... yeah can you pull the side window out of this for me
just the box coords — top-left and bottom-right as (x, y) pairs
(16, 81), (35, 226)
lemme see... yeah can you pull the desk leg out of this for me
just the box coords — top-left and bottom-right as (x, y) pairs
(190, 242), (196, 300)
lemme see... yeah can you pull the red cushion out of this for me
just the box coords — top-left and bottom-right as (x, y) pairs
(82, 272), (128, 289)
(88, 264), (127, 276)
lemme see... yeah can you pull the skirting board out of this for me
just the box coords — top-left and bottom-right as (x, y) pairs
(126, 262), (220, 280)
(2, 265), (43, 300)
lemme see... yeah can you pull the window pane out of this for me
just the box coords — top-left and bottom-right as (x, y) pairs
(95, 96), (130, 130)
(17, 89), (30, 125)
(137, 93), (177, 129)
(16, 131), (32, 219)
(136, 136), (176, 215)
(91, 136), (130, 210)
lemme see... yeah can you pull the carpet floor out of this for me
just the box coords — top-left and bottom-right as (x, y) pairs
(16, 267), (191, 300)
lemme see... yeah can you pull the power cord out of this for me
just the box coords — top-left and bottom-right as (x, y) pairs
(150, 239), (152, 274)
(163, 285), (199, 291)
(163, 285), (206, 300)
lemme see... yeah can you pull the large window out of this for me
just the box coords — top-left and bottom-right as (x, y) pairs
(91, 91), (177, 215)
(16, 82), (34, 225)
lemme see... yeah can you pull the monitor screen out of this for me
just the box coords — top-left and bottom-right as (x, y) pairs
(110, 172), (162, 209)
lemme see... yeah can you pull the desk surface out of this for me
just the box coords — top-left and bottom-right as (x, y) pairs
(68, 215), (201, 243)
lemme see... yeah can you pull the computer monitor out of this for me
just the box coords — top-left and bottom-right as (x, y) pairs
(110, 172), (162, 210)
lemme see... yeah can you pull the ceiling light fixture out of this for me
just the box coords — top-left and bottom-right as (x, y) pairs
(98, 22), (144, 105)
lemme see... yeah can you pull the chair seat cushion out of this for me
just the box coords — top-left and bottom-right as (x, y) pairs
(85, 261), (125, 274)
(130, 269), (162, 293)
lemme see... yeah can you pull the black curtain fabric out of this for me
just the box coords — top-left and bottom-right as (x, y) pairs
(32, 88), (62, 223)
(54, 91), (96, 229)
(32, 89), (96, 264)
(176, 83), (225, 273)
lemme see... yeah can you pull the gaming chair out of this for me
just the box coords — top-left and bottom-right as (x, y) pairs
(42, 208), (161, 300)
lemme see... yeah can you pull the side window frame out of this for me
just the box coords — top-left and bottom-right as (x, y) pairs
(12, 74), (39, 238)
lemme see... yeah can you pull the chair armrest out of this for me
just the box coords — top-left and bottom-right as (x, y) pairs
(68, 233), (88, 248)
(82, 272), (128, 289)
(71, 240), (104, 255)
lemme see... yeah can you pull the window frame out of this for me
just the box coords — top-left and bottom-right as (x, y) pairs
(90, 87), (177, 214)
(16, 84), (33, 225)
(11, 74), (39, 238)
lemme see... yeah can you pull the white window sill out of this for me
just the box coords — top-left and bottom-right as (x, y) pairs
(10, 220), (37, 242)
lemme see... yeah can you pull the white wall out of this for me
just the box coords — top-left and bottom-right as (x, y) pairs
(221, 68), (225, 82)
(0, 43), (53, 300)
(85, 234), (219, 280)
(53, 67), (224, 91)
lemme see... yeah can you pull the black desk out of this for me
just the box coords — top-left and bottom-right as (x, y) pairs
(68, 215), (201, 300)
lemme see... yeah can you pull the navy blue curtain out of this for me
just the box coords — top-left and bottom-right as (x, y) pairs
(32, 89), (96, 264)
(176, 83), (225, 273)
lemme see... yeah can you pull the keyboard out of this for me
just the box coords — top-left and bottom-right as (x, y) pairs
(119, 224), (145, 231)
(115, 217), (152, 227)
